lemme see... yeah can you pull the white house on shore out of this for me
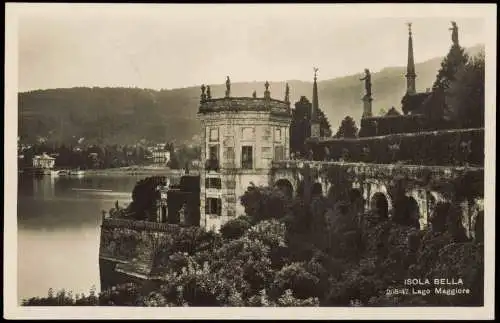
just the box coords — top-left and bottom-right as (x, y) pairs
(151, 146), (171, 166)
(32, 153), (56, 170)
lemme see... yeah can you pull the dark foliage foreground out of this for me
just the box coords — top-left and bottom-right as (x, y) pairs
(23, 183), (483, 307)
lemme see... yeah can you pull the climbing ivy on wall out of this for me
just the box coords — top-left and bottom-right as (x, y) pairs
(309, 128), (484, 166)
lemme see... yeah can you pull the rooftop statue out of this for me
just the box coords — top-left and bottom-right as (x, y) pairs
(359, 68), (372, 97)
(285, 83), (290, 102)
(206, 85), (211, 99)
(264, 81), (270, 99)
(252, 90), (257, 98)
(200, 84), (206, 101)
(225, 76), (231, 97)
(449, 21), (459, 46)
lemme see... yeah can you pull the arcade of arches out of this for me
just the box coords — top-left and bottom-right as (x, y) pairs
(270, 161), (484, 238)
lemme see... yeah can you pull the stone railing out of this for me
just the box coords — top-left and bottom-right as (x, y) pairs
(101, 218), (179, 232)
(272, 160), (483, 180)
(198, 97), (291, 116)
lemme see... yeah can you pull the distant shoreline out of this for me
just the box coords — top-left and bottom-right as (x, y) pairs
(83, 167), (200, 177)
(18, 167), (200, 177)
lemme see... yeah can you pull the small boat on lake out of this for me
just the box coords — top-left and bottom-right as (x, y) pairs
(51, 169), (69, 177)
(69, 169), (85, 177)
(51, 169), (86, 177)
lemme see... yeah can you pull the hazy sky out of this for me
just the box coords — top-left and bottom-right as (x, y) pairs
(14, 4), (489, 92)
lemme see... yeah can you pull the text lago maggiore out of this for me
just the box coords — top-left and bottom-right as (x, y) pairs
(386, 278), (470, 297)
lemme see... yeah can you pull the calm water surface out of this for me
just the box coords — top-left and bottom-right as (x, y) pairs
(17, 174), (161, 302)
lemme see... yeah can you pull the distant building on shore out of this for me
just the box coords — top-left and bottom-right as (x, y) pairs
(32, 152), (56, 170)
(150, 144), (171, 166)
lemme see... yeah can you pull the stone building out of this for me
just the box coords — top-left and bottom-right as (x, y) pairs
(151, 145), (171, 166)
(32, 152), (56, 170)
(197, 80), (292, 231)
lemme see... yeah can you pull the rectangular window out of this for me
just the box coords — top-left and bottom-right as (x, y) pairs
(222, 146), (236, 168)
(205, 177), (222, 189)
(208, 144), (219, 160)
(209, 128), (219, 142)
(205, 197), (222, 216)
(224, 147), (235, 160)
(241, 146), (253, 169)
(275, 128), (282, 142)
(274, 145), (285, 161)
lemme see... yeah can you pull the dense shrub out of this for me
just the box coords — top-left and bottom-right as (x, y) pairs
(240, 184), (291, 223)
(220, 217), (252, 240)
(128, 176), (168, 220)
(24, 182), (484, 307)
(309, 128), (484, 166)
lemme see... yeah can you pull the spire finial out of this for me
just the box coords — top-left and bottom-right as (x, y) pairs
(405, 22), (416, 95)
(284, 82), (290, 103)
(311, 67), (320, 138)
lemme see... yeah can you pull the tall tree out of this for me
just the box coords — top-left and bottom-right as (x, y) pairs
(445, 51), (485, 128)
(423, 44), (469, 123)
(334, 116), (358, 138)
(290, 96), (332, 156)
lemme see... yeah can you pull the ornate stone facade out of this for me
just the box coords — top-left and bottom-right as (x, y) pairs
(197, 86), (292, 232)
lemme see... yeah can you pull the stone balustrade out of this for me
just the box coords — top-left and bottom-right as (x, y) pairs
(199, 97), (291, 116)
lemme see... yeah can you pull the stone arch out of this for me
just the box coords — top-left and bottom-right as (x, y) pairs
(429, 202), (467, 241)
(370, 192), (390, 220)
(392, 195), (421, 229)
(311, 182), (323, 197)
(407, 196), (421, 229)
(274, 178), (294, 199)
(369, 183), (393, 211)
(429, 202), (451, 233)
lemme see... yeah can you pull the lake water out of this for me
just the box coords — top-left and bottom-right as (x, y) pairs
(17, 174), (160, 302)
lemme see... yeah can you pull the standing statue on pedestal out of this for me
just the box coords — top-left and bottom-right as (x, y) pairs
(200, 84), (207, 102)
(206, 85), (211, 99)
(225, 76), (231, 97)
(449, 21), (459, 46)
(359, 68), (372, 98)
(264, 81), (270, 99)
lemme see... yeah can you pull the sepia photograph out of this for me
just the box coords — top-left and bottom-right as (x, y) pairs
(4, 2), (496, 320)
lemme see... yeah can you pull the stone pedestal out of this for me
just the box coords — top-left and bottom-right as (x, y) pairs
(311, 121), (321, 138)
(362, 95), (373, 118)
